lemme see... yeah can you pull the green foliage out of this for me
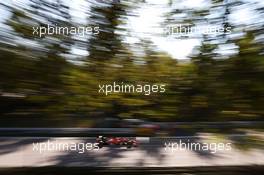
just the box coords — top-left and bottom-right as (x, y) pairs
(0, 0), (263, 127)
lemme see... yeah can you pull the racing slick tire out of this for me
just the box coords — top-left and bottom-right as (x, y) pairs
(98, 141), (104, 148)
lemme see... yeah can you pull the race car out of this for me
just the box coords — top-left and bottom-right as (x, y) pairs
(96, 136), (138, 148)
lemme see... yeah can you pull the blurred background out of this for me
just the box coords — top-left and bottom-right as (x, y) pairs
(0, 0), (264, 133)
(0, 0), (264, 173)
(0, 0), (263, 130)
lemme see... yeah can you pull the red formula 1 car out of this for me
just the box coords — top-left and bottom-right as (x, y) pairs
(96, 136), (138, 148)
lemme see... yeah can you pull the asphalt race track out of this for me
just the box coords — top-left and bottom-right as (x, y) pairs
(0, 135), (263, 167)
